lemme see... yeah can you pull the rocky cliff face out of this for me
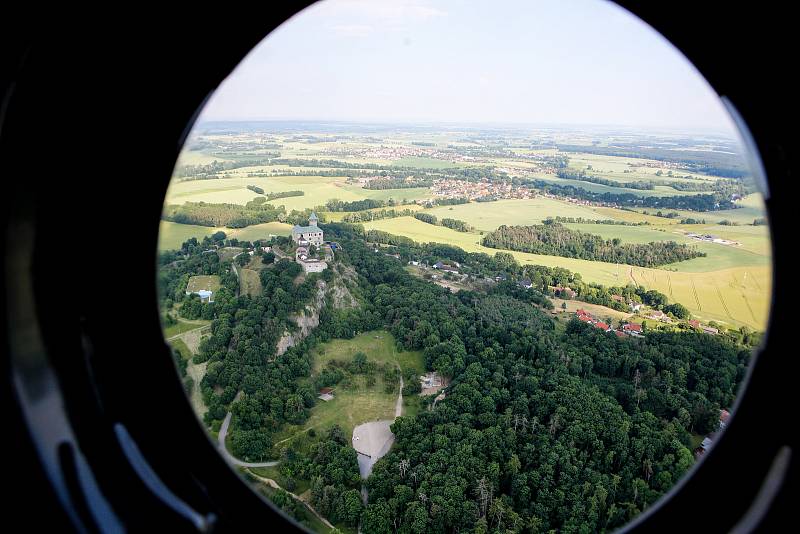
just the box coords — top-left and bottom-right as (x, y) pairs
(275, 280), (326, 356)
(274, 267), (361, 356)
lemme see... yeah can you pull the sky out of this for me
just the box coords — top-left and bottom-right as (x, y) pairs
(198, 0), (737, 133)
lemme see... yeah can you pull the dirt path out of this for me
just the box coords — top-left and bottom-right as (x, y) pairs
(185, 360), (208, 416)
(246, 471), (335, 530)
(166, 324), (209, 342)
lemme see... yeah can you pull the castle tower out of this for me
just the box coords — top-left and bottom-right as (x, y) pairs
(309, 212), (319, 227)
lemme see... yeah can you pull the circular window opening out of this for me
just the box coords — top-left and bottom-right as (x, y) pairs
(157, 1), (772, 532)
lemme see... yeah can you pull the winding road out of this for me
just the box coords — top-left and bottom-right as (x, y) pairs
(218, 408), (280, 468)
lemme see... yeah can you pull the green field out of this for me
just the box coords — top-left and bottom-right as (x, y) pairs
(186, 275), (221, 294)
(239, 267), (262, 297)
(312, 330), (424, 376)
(158, 221), (291, 251)
(163, 319), (210, 339)
(159, 221), (220, 250)
(272, 331), (423, 446)
(420, 197), (605, 231)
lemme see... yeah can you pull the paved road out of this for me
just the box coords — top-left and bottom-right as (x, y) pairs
(218, 410), (280, 468)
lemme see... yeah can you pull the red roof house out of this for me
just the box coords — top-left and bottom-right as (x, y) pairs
(595, 322), (609, 330)
(623, 323), (643, 333)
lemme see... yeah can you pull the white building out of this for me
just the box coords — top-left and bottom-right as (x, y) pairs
(291, 212), (323, 245)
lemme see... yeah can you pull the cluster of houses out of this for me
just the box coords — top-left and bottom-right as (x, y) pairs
(575, 309), (644, 338)
(684, 232), (741, 247)
(429, 178), (534, 201)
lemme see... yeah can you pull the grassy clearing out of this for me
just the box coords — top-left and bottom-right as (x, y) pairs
(169, 338), (192, 359)
(159, 221), (220, 250)
(163, 319), (210, 338)
(158, 221), (292, 251)
(230, 222), (293, 242)
(273, 331), (423, 446)
(312, 330), (423, 374)
(239, 268), (262, 297)
(187, 275), (222, 294)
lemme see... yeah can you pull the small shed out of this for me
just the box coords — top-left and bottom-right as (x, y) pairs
(318, 387), (335, 402)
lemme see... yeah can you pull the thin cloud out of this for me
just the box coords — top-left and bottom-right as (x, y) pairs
(331, 24), (375, 37)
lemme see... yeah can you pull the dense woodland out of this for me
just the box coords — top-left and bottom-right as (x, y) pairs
(162, 197), (317, 228)
(160, 223), (756, 533)
(482, 222), (705, 267)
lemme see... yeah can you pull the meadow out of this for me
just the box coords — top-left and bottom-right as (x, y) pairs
(159, 220), (291, 251)
(420, 197), (604, 231)
(272, 331), (423, 445)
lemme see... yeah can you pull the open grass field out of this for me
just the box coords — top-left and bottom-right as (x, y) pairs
(272, 331), (423, 446)
(158, 221), (291, 251)
(420, 197), (606, 231)
(312, 330), (424, 375)
(163, 318), (211, 339)
(391, 156), (463, 168)
(229, 222), (292, 242)
(186, 275), (221, 294)
(239, 268), (262, 297)
(338, 185), (433, 203)
(363, 217), (771, 329)
(159, 221), (220, 250)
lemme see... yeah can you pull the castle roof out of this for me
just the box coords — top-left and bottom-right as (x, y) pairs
(293, 225), (320, 234)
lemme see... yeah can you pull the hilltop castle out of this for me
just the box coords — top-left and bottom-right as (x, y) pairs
(291, 212), (323, 245)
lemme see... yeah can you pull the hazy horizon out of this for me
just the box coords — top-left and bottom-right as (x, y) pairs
(198, 0), (739, 134)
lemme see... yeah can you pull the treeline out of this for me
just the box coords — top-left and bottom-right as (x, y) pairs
(340, 208), (416, 223)
(265, 190), (304, 201)
(418, 196), (471, 208)
(174, 158), (272, 179)
(481, 222), (705, 267)
(412, 212), (473, 232)
(363, 177), (433, 189)
(556, 144), (750, 178)
(324, 198), (388, 212)
(162, 197), (314, 228)
(557, 169), (655, 190)
(519, 178), (738, 211)
(548, 216), (649, 226)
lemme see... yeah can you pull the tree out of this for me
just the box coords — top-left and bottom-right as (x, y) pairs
(262, 251), (276, 264)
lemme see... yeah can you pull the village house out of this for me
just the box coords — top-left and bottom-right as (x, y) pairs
(433, 261), (459, 274)
(291, 212), (324, 245)
(518, 278), (533, 289)
(318, 387), (335, 402)
(187, 289), (213, 303)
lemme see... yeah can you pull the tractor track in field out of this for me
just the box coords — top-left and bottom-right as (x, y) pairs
(666, 272), (674, 299)
(690, 278), (702, 311)
(713, 279), (734, 321)
(746, 270), (763, 292)
(628, 267), (639, 287)
(732, 273), (758, 324)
